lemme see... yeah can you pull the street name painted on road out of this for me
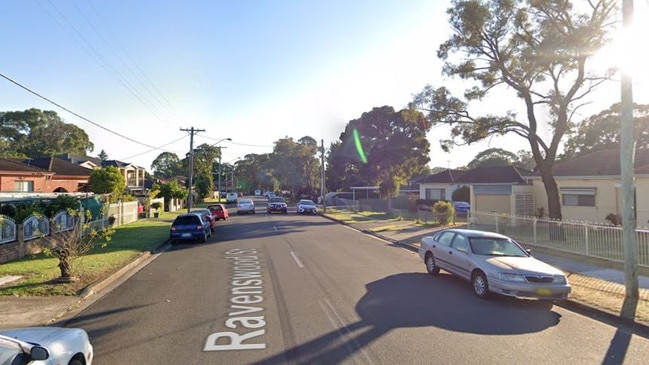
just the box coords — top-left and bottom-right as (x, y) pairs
(204, 248), (267, 351)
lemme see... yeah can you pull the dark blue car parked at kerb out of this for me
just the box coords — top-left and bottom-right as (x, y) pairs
(170, 213), (212, 243)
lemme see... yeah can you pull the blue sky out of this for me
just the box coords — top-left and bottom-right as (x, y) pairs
(2, 1), (648, 172)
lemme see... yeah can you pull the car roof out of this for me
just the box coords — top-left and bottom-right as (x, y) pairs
(175, 213), (203, 220)
(441, 228), (509, 239)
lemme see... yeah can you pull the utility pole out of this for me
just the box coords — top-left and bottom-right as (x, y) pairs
(181, 127), (205, 213)
(217, 146), (227, 200)
(320, 139), (326, 213)
(620, 0), (639, 321)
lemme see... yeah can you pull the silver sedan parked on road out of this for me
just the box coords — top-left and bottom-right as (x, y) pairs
(419, 229), (571, 300)
(0, 326), (93, 365)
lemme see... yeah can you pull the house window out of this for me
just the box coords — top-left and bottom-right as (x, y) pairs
(425, 188), (446, 200)
(561, 188), (596, 207)
(14, 180), (34, 192)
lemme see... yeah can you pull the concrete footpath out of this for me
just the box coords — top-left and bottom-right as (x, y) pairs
(1, 218), (649, 335)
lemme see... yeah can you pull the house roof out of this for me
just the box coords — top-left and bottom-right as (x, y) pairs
(58, 154), (144, 170)
(419, 169), (466, 183)
(548, 149), (649, 177)
(419, 166), (530, 185)
(455, 165), (531, 184)
(17, 157), (92, 177)
(0, 158), (49, 174)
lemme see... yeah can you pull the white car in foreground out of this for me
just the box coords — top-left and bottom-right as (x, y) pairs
(0, 327), (93, 365)
(419, 228), (571, 300)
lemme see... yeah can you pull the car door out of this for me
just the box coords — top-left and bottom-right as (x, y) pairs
(430, 231), (456, 272)
(445, 233), (473, 281)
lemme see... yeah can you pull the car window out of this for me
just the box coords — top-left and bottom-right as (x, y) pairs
(269, 197), (285, 203)
(469, 237), (527, 257)
(451, 234), (469, 253)
(436, 231), (455, 247)
(174, 215), (201, 225)
(210, 205), (222, 211)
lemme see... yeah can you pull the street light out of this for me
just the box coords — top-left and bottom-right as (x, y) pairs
(213, 138), (232, 201)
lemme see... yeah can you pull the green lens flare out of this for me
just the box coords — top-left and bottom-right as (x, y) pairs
(353, 129), (368, 164)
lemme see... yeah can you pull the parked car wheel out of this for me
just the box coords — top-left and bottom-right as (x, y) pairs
(472, 271), (490, 299)
(425, 253), (440, 275)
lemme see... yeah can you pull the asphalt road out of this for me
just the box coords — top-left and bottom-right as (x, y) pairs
(65, 208), (649, 364)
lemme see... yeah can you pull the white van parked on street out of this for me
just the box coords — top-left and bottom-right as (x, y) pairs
(226, 192), (238, 203)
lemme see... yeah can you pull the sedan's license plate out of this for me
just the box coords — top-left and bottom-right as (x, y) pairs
(182, 233), (191, 238)
(536, 288), (553, 296)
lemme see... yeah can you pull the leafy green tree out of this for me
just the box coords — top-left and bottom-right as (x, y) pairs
(451, 186), (470, 203)
(268, 137), (321, 198)
(467, 148), (518, 169)
(412, 0), (616, 220)
(333, 106), (430, 198)
(151, 152), (182, 179)
(98, 150), (109, 161)
(88, 166), (126, 202)
(324, 141), (348, 192)
(0, 108), (93, 157)
(561, 103), (649, 161)
(157, 180), (188, 207)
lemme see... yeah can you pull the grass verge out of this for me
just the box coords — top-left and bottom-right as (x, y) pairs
(0, 212), (177, 297)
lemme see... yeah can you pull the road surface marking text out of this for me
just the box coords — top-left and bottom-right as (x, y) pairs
(204, 248), (267, 351)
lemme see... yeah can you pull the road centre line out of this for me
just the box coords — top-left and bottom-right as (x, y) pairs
(290, 251), (304, 268)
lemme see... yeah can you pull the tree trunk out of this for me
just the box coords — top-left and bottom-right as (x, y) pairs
(538, 162), (565, 240)
(56, 247), (74, 282)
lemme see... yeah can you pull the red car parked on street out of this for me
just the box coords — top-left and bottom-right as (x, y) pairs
(191, 209), (217, 232)
(207, 203), (229, 220)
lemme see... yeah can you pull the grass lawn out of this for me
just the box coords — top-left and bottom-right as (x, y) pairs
(0, 212), (178, 297)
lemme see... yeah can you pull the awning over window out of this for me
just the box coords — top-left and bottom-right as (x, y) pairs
(559, 187), (596, 195)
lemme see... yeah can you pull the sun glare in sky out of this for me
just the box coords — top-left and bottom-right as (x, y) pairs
(592, 3), (649, 103)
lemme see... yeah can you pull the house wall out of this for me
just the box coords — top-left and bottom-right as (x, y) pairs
(0, 175), (49, 192)
(418, 183), (462, 200)
(44, 177), (87, 193)
(532, 176), (649, 226)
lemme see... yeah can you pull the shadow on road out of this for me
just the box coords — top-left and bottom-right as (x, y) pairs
(253, 272), (561, 364)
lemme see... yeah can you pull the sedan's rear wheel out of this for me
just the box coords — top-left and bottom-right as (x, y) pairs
(472, 271), (490, 299)
(425, 253), (440, 275)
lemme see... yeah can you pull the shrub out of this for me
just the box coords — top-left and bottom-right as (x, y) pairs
(433, 200), (455, 226)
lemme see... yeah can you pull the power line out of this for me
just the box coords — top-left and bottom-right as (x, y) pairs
(37, 0), (175, 125)
(0, 71), (160, 150)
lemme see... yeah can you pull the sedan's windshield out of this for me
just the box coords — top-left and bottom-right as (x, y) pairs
(469, 237), (528, 257)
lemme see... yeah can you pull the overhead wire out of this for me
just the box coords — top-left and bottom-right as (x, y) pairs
(37, 0), (175, 125)
(80, 0), (181, 120)
(0, 71), (176, 152)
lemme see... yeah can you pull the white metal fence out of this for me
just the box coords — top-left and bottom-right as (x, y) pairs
(469, 211), (649, 268)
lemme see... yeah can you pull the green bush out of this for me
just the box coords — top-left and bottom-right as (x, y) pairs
(432, 200), (455, 226)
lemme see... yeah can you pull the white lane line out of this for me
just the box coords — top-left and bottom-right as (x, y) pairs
(318, 299), (375, 365)
(290, 251), (304, 268)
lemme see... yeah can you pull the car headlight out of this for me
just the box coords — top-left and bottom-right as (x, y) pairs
(498, 272), (527, 282)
